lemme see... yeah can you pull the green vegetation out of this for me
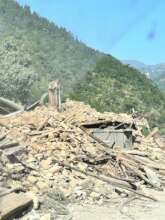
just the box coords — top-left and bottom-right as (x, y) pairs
(0, 0), (101, 103)
(153, 72), (165, 91)
(70, 56), (165, 129)
(0, 0), (164, 131)
(122, 60), (165, 91)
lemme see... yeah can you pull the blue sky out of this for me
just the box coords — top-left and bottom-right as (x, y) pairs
(17, 0), (165, 64)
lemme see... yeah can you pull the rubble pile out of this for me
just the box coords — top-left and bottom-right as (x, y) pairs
(0, 99), (165, 219)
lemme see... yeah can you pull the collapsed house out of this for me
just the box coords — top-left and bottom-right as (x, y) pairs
(0, 84), (165, 219)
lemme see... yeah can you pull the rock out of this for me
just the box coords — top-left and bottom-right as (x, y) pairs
(27, 175), (38, 184)
(62, 169), (70, 177)
(85, 146), (97, 155)
(90, 191), (100, 199)
(77, 162), (88, 172)
(73, 187), (87, 200)
(25, 157), (37, 164)
(30, 186), (39, 194)
(30, 170), (40, 177)
(40, 213), (51, 220)
(40, 158), (52, 170)
(94, 182), (113, 195)
(59, 187), (73, 198)
(49, 164), (62, 174)
(6, 163), (24, 173)
(7, 180), (23, 189)
(36, 181), (49, 192)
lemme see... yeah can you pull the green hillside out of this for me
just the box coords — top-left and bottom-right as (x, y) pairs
(70, 56), (165, 130)
(152, 72), (165, 91)
(0, 0), (101, 103)
(122, 60), (165, 91)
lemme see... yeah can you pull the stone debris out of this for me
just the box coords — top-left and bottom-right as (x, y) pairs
(0, 99), (164, 219)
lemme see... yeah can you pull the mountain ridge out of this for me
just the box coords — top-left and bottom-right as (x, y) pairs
(122, 60), (165, 90)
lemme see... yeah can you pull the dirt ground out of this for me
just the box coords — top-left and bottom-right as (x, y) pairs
(69, 190), (165, 220)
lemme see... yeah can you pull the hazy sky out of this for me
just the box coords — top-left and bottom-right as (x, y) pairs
(17, 0), (165, 64)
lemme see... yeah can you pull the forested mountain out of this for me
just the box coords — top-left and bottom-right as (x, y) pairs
(123, 60), (165, 90)
(0, 0), (164, 131)
(71, 56), (165, 130)
(0, 0), (102, 103)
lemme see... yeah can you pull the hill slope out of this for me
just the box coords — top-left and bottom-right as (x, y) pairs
(123, 60), (165, 90)
(0, 0), (102, 103)
(71, 56), (165, 129)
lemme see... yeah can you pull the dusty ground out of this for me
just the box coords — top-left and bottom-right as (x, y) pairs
(21, 189), (165, 220)
(69, 190), (165, 220)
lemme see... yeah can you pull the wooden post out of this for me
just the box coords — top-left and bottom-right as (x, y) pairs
(48, 80), (61, 111)
(146, 127), (159, 139)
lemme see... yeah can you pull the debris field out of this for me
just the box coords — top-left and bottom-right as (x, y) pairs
(0, 99), (165, 219)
